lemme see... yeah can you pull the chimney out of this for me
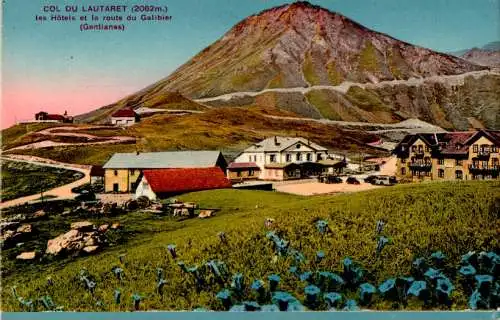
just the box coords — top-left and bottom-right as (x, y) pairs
(274, 136), (278, 145)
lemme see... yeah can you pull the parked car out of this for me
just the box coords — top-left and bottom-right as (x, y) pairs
(346, 177), (360, 185)
(318, 174), (342, 184)
(75, 190), (96, 202)
(372, 175), (397, 186)
(364, 175), (377, 184)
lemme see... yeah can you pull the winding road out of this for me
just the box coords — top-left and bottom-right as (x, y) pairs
(0, 155), (91, 209)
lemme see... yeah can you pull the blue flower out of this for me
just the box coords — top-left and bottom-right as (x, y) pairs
(474, 274), (493, 294)
(378, 278), (397, 298)
(157, 279), (167, 296)
(436, 277), (454, 301)
(229, 305), (245, 312)
(407, 281), (428, 300)
(271, 291), (299, 311)
(343, 299), (359, 311)
(469, 289), (488, 310)
(359, 283), (376, 305)
(299, 271), (313, 282)
(323, 292), (342, 309)
(131, 293), (142, 311)
(268, 274), (280, 292)
(430, 251), (446, 266)
(318, 271), (345, 291)
(316, 220), (329, 234)
(114, 289), (121, 305)
(460, 251), (477, 266)
(112, 267), (124, 281)
(289, 266), (299, 277)
(412, 257), (427, 274)
(167, 244), (177, 259)
(375, 220), (385, 234)
(243, 301), (261, 311)
(424, 268), (445, 282)
(231, 273), (244, 293)
(156, 268), (164, 282)
(304, 285), (321, 308)
(459, 265), (477, 278)
(316, 250), (325, 263)
(261, 304), (280, 312)
(376, 236), (389, 255)
(177, 261), (188, 273)
(216, 289), (232, 309)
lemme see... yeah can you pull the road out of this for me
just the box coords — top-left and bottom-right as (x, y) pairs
(0, 155), (91, 209)
(195, 70), (498, 103)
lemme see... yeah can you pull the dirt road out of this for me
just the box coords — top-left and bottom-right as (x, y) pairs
(0, 155), (91, 209)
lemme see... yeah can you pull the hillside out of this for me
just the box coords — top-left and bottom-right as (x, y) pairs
(8, 107), (386, 165)
(450, 41), (500, 67)
(76, 1), (499, 130)
(2, 181), (499, 311)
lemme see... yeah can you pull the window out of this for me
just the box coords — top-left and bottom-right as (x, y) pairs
(412, 146), (417, 152)
(114, 170), (118, 176)
(473, 144), (478, 153)
(482, 160), (489, 168)
(286, 154), (291, 162)
(249, 155), (252, 162)
(270, 155), (276, 163)
(249, 169), (255, 176)
(418, 145), (423, 153)
(438, 158), (444, 165)
(425, 146), (430, 152)
(492, 145), (498, 153)
(401, 167), (406, 175)
(296, 144), (301, 149)
(456, 159), (463, 166)
(455, 170), (463, 180)
(296, 153), (302, 161)
(438, 169), (444, 178)
(131, 169), (136, 175)
(306, 153), (312, 161)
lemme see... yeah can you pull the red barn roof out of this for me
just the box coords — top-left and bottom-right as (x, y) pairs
(112, 108), (136, 118)
(46, 114), (66, 121)
(227, 162), (260, 169)
(143, 167), (231, 194)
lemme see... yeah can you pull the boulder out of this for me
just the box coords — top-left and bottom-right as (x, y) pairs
(16, 251), (38, 260)
(46, 229), (84, 255)
(28, 210), (47, 221)
(83, 245), (99, 254)
(199, 210), (215, 219)
(110, 222), (121, 230)
(17, 224), (33, 234)
(0, 221), (20, 231)
(70, 221), (94, 231)
(98, 224), (109, 233)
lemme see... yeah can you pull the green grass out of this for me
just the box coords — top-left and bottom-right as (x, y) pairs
(358, 42), (380, 73)
(303, 52), (321, 86)
(326, 61), (343, 85)
(1, 123), (69, 150)
(305, 90), (342, 120)
(345, 86), (391, 112)
(1, 161), (84, 202)
(2, 181), (499, 311)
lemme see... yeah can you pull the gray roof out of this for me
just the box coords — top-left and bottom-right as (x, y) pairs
(103, 151), (223, 169)
(244, 136), (328, 153)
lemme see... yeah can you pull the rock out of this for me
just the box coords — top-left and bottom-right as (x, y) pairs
(16, 224), (33, 234)
(29, 210), (47, 221)
(70, 221), (94, 231)
(16, 251), (38, 260)
(110, 222), (121, 230)
(0, 221), (20, 231)
(83, 245), (99, 254)
(198, 210), (215, 219)
(98, 224), (109, 233)
(46, 229), (84, 255)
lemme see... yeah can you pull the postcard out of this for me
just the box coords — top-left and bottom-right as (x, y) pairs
(1, 0), (499, 317)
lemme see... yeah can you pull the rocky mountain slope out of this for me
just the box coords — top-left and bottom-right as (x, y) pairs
(80, 1), (498, 130)
(451, 42), (500, 67)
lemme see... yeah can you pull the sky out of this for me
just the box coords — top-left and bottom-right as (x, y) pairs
(2, 0), (499, 128)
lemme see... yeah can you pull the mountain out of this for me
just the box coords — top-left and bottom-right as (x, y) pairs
(80, 1), (499, 130)
(450, 42), (500, 67)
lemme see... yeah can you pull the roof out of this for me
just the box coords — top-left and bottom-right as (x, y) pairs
(112, 108), (136, 118)
(227, 162), (260, 169)
(264, 162), (301, 169)
(46, 114), (66, 121)
(318, 159), (343, 166)
(243, 136), (328, 153)
(142, 168), (231, 194)
(103, 151), (224, 169)
(90, 165), (105, 176)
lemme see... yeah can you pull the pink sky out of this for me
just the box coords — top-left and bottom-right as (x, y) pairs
(2, 80), (142, 129)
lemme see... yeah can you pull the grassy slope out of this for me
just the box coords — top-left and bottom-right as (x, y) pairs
(8, 108), (385, 166)
(1, 161), (84, 202)
(1, 123), (72, 150)
(3, 181), (499, 311)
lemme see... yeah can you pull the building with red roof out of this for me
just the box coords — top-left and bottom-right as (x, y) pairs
(135, 167), (232, 200)
(111, 108), (139, 127)
(35, 111), (73, 123)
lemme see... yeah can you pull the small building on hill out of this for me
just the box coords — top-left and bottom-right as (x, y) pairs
(135, 167), (232, 200)
(226, 162), (261, 182)
(102, 151), (228, 193)
(35, 111), (73, 123)
(111, 108), (140, 127)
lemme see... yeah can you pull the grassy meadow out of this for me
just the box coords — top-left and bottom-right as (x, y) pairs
(1, 161), (84, 202)
(2, 181), (499, 311)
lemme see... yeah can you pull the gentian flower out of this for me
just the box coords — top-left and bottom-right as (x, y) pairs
(131, 293), (142, 311)
(359, 283), (376, 305)
(436, 277), (454, 302)
(316, 251), (325, 263)
(407, 281), (429, 300)
(304, 285), (321, 308)
(229, 305), (245, 312)
(378, 278), (397, 298)
(112, 267), (124, 281)
(468, 289), (488, 310)
(412, 258), (427, 275)
(243, 301), (261, 311)
(460, 251), (477, 266)
(268, 274), (280, 292)
(343, 299), (359, 311)
(376, 236), (389, 255)
(114, 289), (121, 305)
(231, 273), (244, 293)
(474, 275), (493, 294)
(216, 289), (232, 310)
(156, 268), (164, 282)
(272, 291), (299, 311)
(459, 265), (477, 278)
(316, 220), (328, 234)
(157, 279), (167, 296)
(375, 220), (385, 234)
(430, 251), (446, 267)
(300, 271), (313, 282)
(323, 292), (342, 309)
(261, 304), (280, 311)
(167, 244), (177, 259)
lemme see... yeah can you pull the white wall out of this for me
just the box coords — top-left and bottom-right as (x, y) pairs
(134, 176), (157, 200)
(111, 117), (135, 127)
